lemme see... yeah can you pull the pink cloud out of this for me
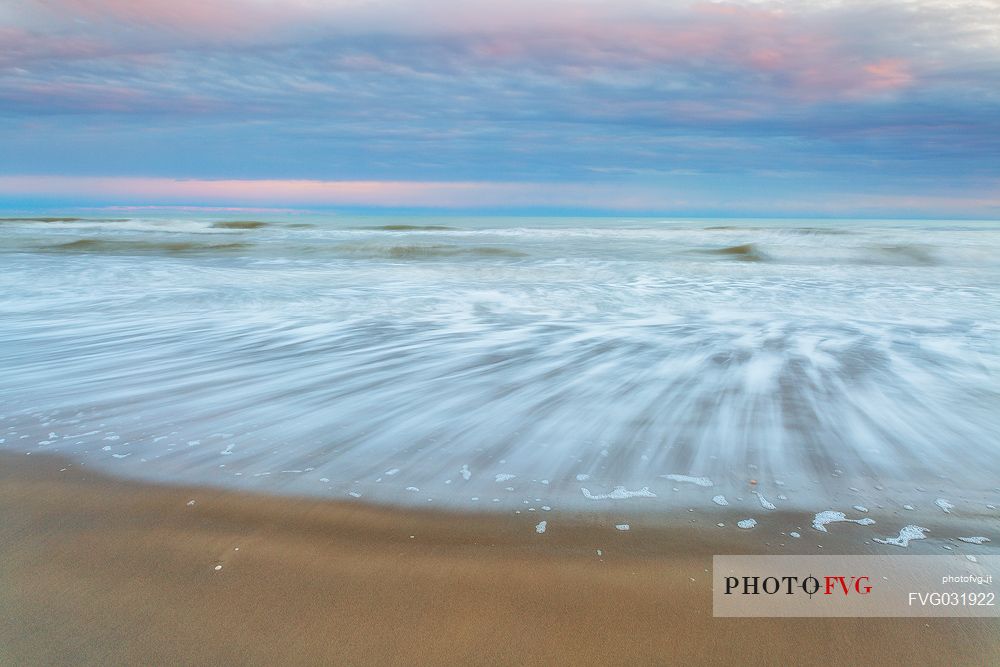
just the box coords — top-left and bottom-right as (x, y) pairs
(13, 1), (922, 105)
(861, 59), (914, 92)
(0, 175), (689, 210)
(0, 176), (518, 207)
(37, 0), (285, 40)
(2, 175), (996, 216)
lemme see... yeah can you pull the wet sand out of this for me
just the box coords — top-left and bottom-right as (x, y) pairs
(1, 453), (997, 665)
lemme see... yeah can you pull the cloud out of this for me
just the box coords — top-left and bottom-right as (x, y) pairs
(1, 175), (997, 217)
(2, 1), (998, 215)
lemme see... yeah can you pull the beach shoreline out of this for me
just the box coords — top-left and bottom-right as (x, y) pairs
(2, 451), (997, 665)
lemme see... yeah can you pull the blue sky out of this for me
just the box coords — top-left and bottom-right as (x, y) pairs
(1, 0), (998, 216)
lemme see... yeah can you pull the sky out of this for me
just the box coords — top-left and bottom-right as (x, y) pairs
(1, 0), (999, 217)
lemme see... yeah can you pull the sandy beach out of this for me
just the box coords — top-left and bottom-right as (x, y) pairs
(1, 452), (997, 665)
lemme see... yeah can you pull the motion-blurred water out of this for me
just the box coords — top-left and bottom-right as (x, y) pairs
(2, 214), (999, 512)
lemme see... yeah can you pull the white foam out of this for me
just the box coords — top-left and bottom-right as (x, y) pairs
(615, 524), (630, 531)
(753, 491), (776, 510)
(957, 536), (990, 544)
(853, 505), (868, 512)
(789, 531), (801, 538)
(662, 474), (713, 487)
(575, 474), (590, 481)
(712, 495), (729, 506)
(219, 443), (234, 456)
(581, 486), (656, 500)
(406, 486), (419, 492)
(934, 498), (955, 513)
(874, 525), (928, 548)
(384, 468), (400, 476)
(967, 555), (978, 562)
(737, 519), (757, 529)
(903, 504), (915, 511)
(495, 473), (516, 482)
(535, 520), (547, 534)
(812, 510), (876, 532)
(460, 464), (471, 481)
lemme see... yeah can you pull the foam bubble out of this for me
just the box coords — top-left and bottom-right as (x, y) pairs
(812, 510), (876, 532)
(712, 495), (729, 506)
(615, 524), (630, 531)
(753, 491), (776, 510)
(874, 525), (928, 548)
(934, 498), (955, 513)
(581, 486), (656, 500)
(737, 519), (757, 529)
(535, 520), (547, 534)
(662, 474), (713, 487)
(957, 536), (990, 544)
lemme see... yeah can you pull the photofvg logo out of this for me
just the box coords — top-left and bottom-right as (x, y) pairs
(713, 555), (999, 617)
(723, 573), (872, 597)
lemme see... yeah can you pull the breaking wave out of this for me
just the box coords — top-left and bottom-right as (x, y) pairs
(210, 220), (271, 229)
(334, 243), (527, 259)
(40, 239), (254, 254)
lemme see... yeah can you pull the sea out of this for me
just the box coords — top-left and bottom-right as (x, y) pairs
(2, 213), (998, 522)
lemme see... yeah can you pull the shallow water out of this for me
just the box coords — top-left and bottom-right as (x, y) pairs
(2, 215), (999, 518)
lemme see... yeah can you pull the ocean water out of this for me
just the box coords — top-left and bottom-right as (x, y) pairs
(2, 214), (999, 517)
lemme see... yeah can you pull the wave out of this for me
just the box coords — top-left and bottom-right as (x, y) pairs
(871, 244), (936, 265)
(336, 243), (527, 259)
(704, 225), (849, 235)
(0, 217), (129, 223)
(359, 224), (459, 231)
(703, 243), (768, 261)
(210, 220), (271, 229)
(39, 239), (253, 254)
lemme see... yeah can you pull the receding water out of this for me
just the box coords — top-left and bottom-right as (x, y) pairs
(2, 215), (999, 515)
